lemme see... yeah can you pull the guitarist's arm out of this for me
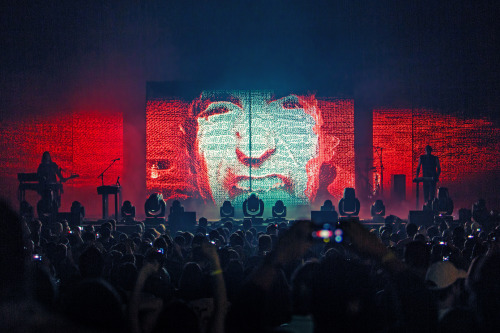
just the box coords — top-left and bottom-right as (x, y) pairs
(56, 166), (67, 183)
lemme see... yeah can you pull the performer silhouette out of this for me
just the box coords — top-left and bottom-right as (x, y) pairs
(37, 151), (66, 215)
(415, 145), (441, 202)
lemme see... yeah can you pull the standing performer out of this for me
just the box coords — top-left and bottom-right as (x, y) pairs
(415, 145), (441, 202)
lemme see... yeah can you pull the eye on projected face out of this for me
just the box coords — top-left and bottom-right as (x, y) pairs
(194, 91), (319, 206)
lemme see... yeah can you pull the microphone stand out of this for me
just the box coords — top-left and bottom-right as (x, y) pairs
(97, 159), (119, 187)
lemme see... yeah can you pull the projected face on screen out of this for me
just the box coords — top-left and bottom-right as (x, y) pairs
(146, 87), (355, 209)
(192, 91), (319, 206)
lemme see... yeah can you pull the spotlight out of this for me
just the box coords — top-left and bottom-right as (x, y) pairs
(272, 200), (287, 221)
(121, 200), (136, 224)
(370, 199), (385, 223)
(338, 188), (360, 218)
(220, 201), (234, 222)
(144, 193), (166, 225)
(243, 193), (264, 225)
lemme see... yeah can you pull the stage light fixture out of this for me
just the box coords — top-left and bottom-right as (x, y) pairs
(338, 188), (360, 217)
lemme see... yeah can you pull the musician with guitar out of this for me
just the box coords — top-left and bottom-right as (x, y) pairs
(37, 151), (78, 216)
(415, 145), (441, 202)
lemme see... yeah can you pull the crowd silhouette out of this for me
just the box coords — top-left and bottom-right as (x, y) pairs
(1, 189), (500, 333)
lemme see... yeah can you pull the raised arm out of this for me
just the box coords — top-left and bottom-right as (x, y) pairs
(129, 262), (163, 333)
(415, 157), (422, 178)
(201, 241), (227, 333)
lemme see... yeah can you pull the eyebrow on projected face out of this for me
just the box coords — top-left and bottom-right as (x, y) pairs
(196, 94), (244, 120)
(267, 94), (304, 109)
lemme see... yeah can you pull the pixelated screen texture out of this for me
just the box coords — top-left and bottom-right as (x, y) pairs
(146, 91), (355, 207)
(0, 111), (123, 190)
(373, 109), (500, 203)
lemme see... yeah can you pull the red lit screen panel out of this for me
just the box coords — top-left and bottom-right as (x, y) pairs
(373, 109), (500, 206)
(0, 111), (123, 205)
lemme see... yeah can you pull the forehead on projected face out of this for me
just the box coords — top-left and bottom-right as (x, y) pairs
(194, 91), (311, 119)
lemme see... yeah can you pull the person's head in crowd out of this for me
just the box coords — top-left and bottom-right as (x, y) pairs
(81, 231), (96, 243)
(380, 229), (391, 246)
(222, 227), (230, 239)
(258, 234), (272, 255)
(178, 262), (203, 301)
(155, 223), (166, 235)
(427, 225), (439, 240)
(248, 227), (257, 240)
(145, 228), (161, 241)
(390, 232), (401, 244)
(79, 246), (104, 278)
(138, 240), (153, 255)
(69, 224), (82, 237)
(59, 220), (70, 234)
(182, 231), (194, 246)
(118, 233), (128, 242)
(266, 223), (278, 236)
(110, 242), (127, 255)
(230, 233), (244, 248)
(106, 219), (116, 231)
(132, 236), (142, 248)
(413, 233), (426, 243)
(99, 226), (112, 241)
(51, 222), (63, 237)
(223, 221), (233, 233)
(107, 250), (123, 265)
(425, 261), (467, 312)
(208, 229), (219, 241)
(145, 247), (166, 268)
(62, 278), (125, 333)
(174, 235), (185, 248)
(119, 253), (136, 265)
(154, 237), (168, 252)
(191, 234), (209, 263)
(28, 219), (42, 235)
(101, 221), (112, 232)
(245, 230), (254, 244)
(406, 223), (418, 239)
(83, 225), (95, 234)
(242, 218), (252, 231)
(53, 243), (68, 264)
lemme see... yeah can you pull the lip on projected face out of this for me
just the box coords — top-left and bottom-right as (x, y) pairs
(223, 171), (294, 199)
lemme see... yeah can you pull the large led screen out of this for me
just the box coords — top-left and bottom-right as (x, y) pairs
(146, 89), (355, 207)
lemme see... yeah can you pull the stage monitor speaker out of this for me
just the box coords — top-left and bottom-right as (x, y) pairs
(391, 174), (406, 201)
(408, 210), (434, 227)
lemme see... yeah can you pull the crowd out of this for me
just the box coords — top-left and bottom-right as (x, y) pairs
(1, 197), (500, 333)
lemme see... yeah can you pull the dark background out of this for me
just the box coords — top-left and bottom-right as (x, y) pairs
(1, 1), (499, 215)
